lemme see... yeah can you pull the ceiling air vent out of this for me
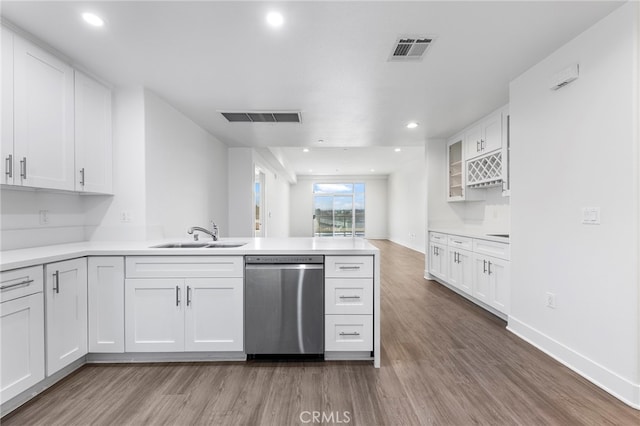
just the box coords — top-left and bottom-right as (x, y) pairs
(221, 111), (301, 123)
(388, 35), (436, 62)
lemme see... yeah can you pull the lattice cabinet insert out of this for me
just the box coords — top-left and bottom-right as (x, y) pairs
(467, 151), (503, 188)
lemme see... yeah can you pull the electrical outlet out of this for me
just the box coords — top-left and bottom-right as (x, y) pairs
(39, 210), (50, 225)
(120, 211), (132, 223)
(546, 292), (557, 309)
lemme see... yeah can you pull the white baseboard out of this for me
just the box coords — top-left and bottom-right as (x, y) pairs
(387, 238), (426, 254)
(507, 316), (640, 410)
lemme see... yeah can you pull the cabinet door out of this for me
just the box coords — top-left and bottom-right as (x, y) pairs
(45, 258), (88, 376)
(88, 257), (124, 353)
(464, 123), (483, 160)
(1, 27), (14, 185)
(74, 72), (112, 193)
(472, 255), (491, 305)
(428, 243), (447, 281)
(488, 257), (510, 314)
(482, 111), (502, 153)
(125, 279), (184, 352)
(184, 278), (243, 352)
(448, 248), (473, 295)
(13, 36), (74, 190)
(0, 292), (45, 404)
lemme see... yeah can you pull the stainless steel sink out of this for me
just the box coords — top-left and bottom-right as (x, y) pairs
(151, 242), (247, 248)
(486, 233), (509, 238)
(205, 242), (246, 248)
(151, 242), (209, 248)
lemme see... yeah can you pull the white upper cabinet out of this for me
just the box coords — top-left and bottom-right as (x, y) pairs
(13, 35), (75, 191)
(1, 27), (14, 185)
(74, 72), (113, 194)
(465, 109), (503, 160)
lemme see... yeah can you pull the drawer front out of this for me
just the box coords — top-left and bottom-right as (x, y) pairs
(473, 239), (510, 261)
(0, 265), (44, 303)
(429, 232), (448, 244)
(325, 278), (373, 315)
(448, 235), (472, 250)
(325, 315), (373, 352)
(125, 256), (243, 278)
(325, 256), (373, 278)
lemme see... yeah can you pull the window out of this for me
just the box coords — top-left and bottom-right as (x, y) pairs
(313, 183), (365, 237)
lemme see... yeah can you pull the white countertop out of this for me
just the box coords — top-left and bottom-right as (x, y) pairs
(0, 237), (379, 271)
(429, 228), (510, 243)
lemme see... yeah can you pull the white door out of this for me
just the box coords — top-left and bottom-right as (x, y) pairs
(428, 243), (447, 281)
(45, 258), (88, 376)
(13, 35), (74, 190)
(88, 257), (124, 353)
(482, 112), (502, 154)
(447, 247), (462, 290)
(125, 279), (184, 352)
(0, 292), (45, 404)
(74, 72), (112, 193)
(184, 278), (243, 352)
(455, 249), (473, 295)
(472, 255), (491, 305)
(464, 123), (483, 160)
(1, 27), (14, 185)
(488, 257), (510, 314)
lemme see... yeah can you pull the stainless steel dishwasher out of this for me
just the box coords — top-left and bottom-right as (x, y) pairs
(245, 255), (324, 357)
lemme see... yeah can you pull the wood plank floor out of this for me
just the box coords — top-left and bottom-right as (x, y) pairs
(3, 240), (639, 425)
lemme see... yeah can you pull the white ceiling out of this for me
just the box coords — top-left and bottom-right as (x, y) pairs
(0, 1), (623, 176)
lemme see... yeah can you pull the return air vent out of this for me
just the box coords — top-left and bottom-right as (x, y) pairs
(388, 35), (436, 61)
(221, 111), (301, 123)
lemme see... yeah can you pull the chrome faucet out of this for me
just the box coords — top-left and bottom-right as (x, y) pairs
(188, 221), (219, 241)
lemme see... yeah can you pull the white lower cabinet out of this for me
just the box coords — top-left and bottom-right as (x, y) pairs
(0, 266), (45, 404)
(325, 315), (373, 352)
(45, 258), (88, 376)
(428, 242), (447, 281)
(472, 254), (510, 314)
(124, 256), (243, 353)
(447, 247), (473, 295)
(88, 257), (124, 353)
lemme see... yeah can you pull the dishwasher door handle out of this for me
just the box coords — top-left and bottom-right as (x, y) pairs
(244, 264), (324, 270)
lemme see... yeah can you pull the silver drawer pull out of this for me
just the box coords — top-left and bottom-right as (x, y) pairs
(453, 240), (463, 244)
(338, 266), (361, 270)
(339, 295), (361, 299)
(339, 332), (361, 336)
(1, 279), (34, 291)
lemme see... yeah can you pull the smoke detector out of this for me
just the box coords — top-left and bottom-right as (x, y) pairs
(388, 35), (436, 62)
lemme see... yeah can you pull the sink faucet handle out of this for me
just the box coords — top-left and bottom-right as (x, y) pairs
(211, 221), (219, 241)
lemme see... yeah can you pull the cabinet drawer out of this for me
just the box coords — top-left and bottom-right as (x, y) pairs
(325, 315), (373, 352)
(0, 265), (44, 303)
(447, 235), (472, 250)
(125, 256), (243, 278)
(429, 232), (448, 244)
(473, 239), (510, 261)
(325, 278), (373, 315)
(325, 256), (373, 278)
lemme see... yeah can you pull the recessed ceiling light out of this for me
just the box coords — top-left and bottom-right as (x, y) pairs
(82, 12), (104, 27)
(308, 169), (313, 173)
(394, 148), (402, 152)
(370, 169), (375, 172)
(317, 139), (324, 144)
(266, 12), (284, 28)
(303, 148), (310, 153)
(406, 122), (418, 129)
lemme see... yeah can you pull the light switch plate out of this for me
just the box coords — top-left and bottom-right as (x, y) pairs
(582, 207), (600, 225)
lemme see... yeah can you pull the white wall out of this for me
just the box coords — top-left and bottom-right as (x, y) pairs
(85, 87), (147, 241)
(227, 148), (254, 238)
(144, 90), (228, 239)
(508, 2), (639, 408)
(387, 156), (426, 253)
(289, 176), (388, 239)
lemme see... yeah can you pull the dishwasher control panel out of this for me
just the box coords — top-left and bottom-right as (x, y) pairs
(245, 255), (324, 264)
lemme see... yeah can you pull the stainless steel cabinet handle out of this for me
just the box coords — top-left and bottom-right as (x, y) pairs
(186, 286), (191, 306)
(176, 286), (180, 306)
(5, 155), (12, 178)
(453, 240), (462, 244)
(456, 252), (460, 263)
(488, 261), (493, 275)
(480, 139), (485, 150)
(53, 271), (60, 293)
(339, 295), (361, 299)
(338, 266), (360, 270)
(339, 332), (361, 336)
(80, 168), (85, 186)
(20, 157), (27, 179)
(476, 140), (480, 152)
(1, 279), (34, 291)
(483, 260), (487, 274)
